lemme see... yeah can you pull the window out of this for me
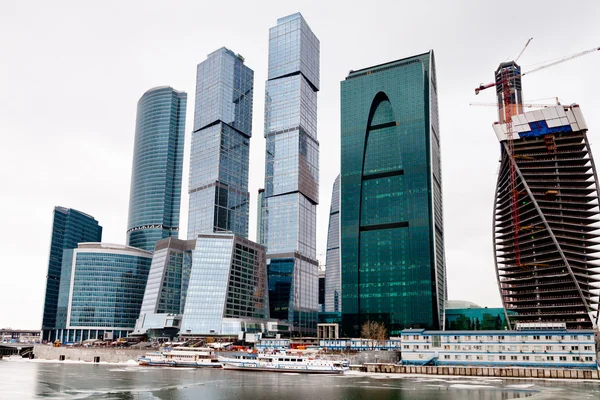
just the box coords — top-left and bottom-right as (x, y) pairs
(444, 355), (450, 359)
(522, 346), (529, 351)
(444, 345), (450, 350)
(585, 357), (593, 361)
(533, 335), (540, 340)
(476, 355), (483, 360)
(433, 337), (441, 348)
(413, 335), (419, 340)
(424, 345), (429, 349)
(455, 355), (461, 360)
(498, 336), (505, 340)
(466, 336), (471, 340)
(454, 336), (459, 340)
(499, 345), (505, 351)
(499, 356), (506, 360)
(535, 356), (542, 361)
(572, 335), (578, 340)
(584, 346), (592, 351)
(423, 336), (429, 340)
(573, 356), (580, 361)
(571, 346), (578, 351)
(521, 336), (527, 341)
(509, 346), (517, 351)
(559, 356), (567, 361)
(534, 346), (541, 351)
(523, 356), (530, 361)
(414, 345), (419, 349)
(510, 356), (518, 361)
(545, 335), (552, 340)
(547, 356), (554, 361)
(545, 346), (552, 351)
(586, 336), (591, 340)
(488, 355), (494, 361)
(403, 345), (409, 349)
(465, 355), (471, 360)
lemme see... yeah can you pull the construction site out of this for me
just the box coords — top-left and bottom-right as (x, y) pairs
(476, 43), (600, 329)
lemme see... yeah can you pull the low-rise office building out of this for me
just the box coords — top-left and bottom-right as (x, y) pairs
(54, 243), (153, 343)
(401, 324), (597, 369)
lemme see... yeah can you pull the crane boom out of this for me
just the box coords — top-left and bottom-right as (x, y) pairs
(475, 45), (600, 95)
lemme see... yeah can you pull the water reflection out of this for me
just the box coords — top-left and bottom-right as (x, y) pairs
(0, 360), (597, 400)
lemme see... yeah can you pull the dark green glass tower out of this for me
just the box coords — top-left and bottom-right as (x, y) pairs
(340, 51), (446, 336)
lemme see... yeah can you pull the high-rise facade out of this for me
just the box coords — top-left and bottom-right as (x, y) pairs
(127, 86), (187, 251)
(261, 13), (320, 334)
(41, 207), (102, 341)
(181, 233), (269, 336)
(133, 238), (195, 338)
(492, 103), (600, 329)
(340, 51), (446, 337)
(324, 174), (341, 313)
(54, 243), (152, 343)
(187, 48), (253, 240)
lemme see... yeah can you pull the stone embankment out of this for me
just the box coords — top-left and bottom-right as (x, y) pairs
(33, 345), (149, 363)
(357, 363), (600, 380)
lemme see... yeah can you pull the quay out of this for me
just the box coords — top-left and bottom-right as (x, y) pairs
(354, 363), (600, 380)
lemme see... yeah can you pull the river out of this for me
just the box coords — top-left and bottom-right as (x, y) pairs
(1, 359), (600, 399)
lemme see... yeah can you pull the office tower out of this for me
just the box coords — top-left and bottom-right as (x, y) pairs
(256, 188), (265, 244)
(492, 103), (600, 329)
(261, 13), (320, 335)
(340, 51), (446, 336)
(324, 174), (341, 313)
(187, 48), (253, 239)
(41, 207), (102, 341)
(127, 86), (187, 251)
(180, 232), (269, 336)
(134, 238), (195, 338)
(54, 243), (152, 343)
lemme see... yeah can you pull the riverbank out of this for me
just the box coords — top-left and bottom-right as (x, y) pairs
(358, 362), (600, 380)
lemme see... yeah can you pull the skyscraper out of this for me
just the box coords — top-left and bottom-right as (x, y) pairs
(340, 51), (446, 337)
(127, 86), (187, 251)
(41, 207), (102, 341)
(324, 174), (341, 313)
(187, 48), (253, 240)
(261, 13), (320, 335)
(492, 102), (600, 329)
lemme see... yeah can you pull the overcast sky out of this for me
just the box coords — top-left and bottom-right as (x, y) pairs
(2, 1), (599, 329)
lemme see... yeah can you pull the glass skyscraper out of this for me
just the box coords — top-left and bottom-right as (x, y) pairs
(55, 243), (152, 343)
(41, 207), (102, 341)
(187, 48), (253, 239)
(181, 233), (269, 336)
(127, 86), (187, 251)
(340, 51), (446, 337)
(261, 13), (320, 335)
(324, 174), (341, 313)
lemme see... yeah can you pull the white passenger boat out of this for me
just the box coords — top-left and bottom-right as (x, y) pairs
(219, 351), (349, 374)
(138, 346), (222, 368)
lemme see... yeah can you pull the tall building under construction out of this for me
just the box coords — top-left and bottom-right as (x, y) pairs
(492, 63), (600, 329)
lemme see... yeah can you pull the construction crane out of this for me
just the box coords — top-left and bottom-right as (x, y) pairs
(475, 46), (600, 95)
(475, 44), (600, 267)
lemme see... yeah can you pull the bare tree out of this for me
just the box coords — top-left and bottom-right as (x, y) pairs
(360, 321), (388, 340)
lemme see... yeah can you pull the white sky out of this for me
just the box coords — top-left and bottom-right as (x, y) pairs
(1, 0), (599, 329)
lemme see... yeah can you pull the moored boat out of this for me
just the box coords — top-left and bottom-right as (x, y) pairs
(219, 350), (348, 374)
(138, 346), (222, 368)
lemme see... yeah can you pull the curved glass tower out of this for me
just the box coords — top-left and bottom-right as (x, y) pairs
(324, 175), (341, 312)
(127, 86), (187, 251)
(340, 51), (446, 336)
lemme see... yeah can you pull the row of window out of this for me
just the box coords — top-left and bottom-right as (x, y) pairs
(410, 334), (592, 341)
(442, 354), (594, 362)
(404, 344), (594, 351)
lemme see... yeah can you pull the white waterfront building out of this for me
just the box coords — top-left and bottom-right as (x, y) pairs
(400, 324), (597, 369)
